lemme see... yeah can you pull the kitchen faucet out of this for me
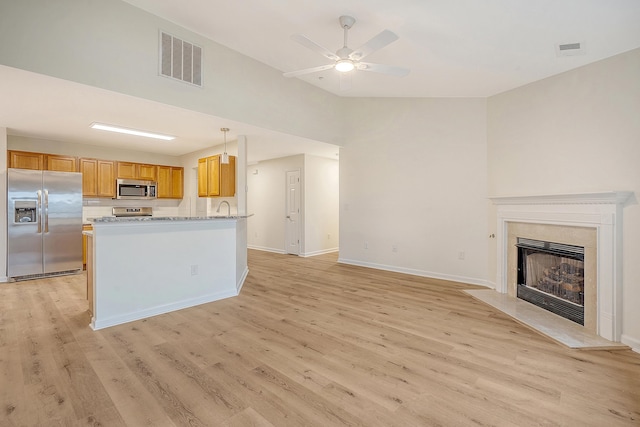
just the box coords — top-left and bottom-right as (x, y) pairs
(216, 200), (231, 217)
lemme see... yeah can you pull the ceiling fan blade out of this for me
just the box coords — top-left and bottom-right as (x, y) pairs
(349, 30), (399, 61)
(291, 34), (339, 61)
(356, 62), (409, 77)
(339, 73), (352, 91)
(283, 63), (335, 78)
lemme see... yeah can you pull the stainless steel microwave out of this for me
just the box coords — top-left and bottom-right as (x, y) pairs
(116, 179), (157, 200)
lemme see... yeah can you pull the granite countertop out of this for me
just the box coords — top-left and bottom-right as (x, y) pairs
(89, 214), (253, 223)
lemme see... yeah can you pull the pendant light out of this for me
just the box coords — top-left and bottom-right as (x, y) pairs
(220, 127), (230, 164)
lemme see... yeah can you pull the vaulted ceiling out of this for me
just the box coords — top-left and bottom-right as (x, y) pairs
(124, 0), (640, 97)
(2, 1), (640, 159)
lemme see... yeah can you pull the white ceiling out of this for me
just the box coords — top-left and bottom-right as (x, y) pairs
(2, 1), (640, 160)
(124, 0), (640, 97)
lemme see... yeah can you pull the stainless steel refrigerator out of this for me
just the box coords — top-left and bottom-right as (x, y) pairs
(7, 168), (82, 279)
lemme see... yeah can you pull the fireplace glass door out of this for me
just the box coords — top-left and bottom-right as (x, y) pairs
(516, 238), (585, 325)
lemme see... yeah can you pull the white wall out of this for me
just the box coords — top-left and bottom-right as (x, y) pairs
(487, 48), (640, 350)
(0, 128), (7, 281)
(247, 155), (304, 253)
(339, 98), (489, 286)
(246, 154), (339, 256)
(304, 155), (339, 256)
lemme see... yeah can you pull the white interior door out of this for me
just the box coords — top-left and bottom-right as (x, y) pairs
(285, 170), (300, 255)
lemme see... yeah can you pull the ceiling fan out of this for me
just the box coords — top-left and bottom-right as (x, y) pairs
(283, 15), (409, 90)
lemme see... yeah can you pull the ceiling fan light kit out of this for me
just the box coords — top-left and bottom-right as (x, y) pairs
(283, 15), (409, 88)
(335, 59), (355, 72)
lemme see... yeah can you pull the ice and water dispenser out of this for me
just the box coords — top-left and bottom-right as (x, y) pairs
(14, 200), (37, 223)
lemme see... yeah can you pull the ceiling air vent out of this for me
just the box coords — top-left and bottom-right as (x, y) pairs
(160, 31), (202, 86)
(556, 41), (586, 57)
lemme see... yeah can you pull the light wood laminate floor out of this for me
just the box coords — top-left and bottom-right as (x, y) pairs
(1, 250), (639, 426)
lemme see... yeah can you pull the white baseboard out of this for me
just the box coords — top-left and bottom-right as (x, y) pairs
(621, 334), (640, 354)
(337, 257), (493, 288)
(301, 248), (339, 257)
(247, 245), (286, 254)
(236, 267), (249, 293)
(91, 289), (238, 330)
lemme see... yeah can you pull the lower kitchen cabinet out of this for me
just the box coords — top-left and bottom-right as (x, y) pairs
(82, 224), (93, 269)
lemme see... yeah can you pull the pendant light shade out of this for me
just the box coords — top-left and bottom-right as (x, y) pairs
(220, 127), (230, 164)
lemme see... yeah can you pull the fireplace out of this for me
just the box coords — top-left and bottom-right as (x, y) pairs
(516, 238), (584, 325)
(490, 192), (631, 342)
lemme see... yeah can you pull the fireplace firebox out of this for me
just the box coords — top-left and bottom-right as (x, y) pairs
(516, 238), (585, 325)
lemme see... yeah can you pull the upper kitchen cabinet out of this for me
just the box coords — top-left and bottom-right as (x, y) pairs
(157, 165), (184, 199)
(116, 162), (157, 181)
(197, 155), (236, 197)
(46, 154), (78, 172)
(8, 150), (44, 170)
(116, 162), (136, 179)
(8, 150), (78, 172)
(80, 158), (115, 198)
(138, 164), (157, 181)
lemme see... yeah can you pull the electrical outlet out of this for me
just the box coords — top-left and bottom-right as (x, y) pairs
(458, 251), (465, 260)
(191, 265), (198, 275)
(392, 245), (397, 253)
(364, 241), (369, 249)
(327, 233), (331, 240)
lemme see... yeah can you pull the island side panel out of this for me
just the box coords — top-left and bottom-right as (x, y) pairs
(91, 219), (238, 330)
(235, 217), (249, 292)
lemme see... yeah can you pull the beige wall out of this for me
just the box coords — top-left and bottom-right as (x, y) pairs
(339, 97), (490, 286)
(487, 48), (640, 349)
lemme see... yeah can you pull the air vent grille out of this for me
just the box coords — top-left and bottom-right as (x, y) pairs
(160, 32), (202, 86)
(556, 41), (586, 57)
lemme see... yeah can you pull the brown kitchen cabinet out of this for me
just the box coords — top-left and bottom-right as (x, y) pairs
(8, 150), (45, 170)
(82, 224), (93, 269)
(157, 165), (184, 199)
(117, 162), (157, 181)
(46, 154), (78, 172)
(80, 158), (115, 198)
(8, 150), (79, 172)
(116, 162), (137, 179)
(138, 164), (157, 181)
(197, 155), (236, 197)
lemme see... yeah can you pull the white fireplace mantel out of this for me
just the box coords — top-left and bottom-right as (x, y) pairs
(490, 191), (632, 342)
(490, 192), (632, 206)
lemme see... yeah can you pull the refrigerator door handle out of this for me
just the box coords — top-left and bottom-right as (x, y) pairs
(44, 189), (49, 233)
(37, 190), (42, 233)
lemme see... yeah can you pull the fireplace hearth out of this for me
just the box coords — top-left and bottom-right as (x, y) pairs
(516, 238), (584, 325)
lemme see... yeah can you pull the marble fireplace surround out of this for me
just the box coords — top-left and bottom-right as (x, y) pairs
(491, 192), (632, 343)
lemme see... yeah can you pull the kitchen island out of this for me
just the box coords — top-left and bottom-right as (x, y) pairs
(85, 215), (250, 330)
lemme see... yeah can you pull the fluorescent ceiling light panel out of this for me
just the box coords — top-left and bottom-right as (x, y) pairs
(90, 122), (175, 140)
